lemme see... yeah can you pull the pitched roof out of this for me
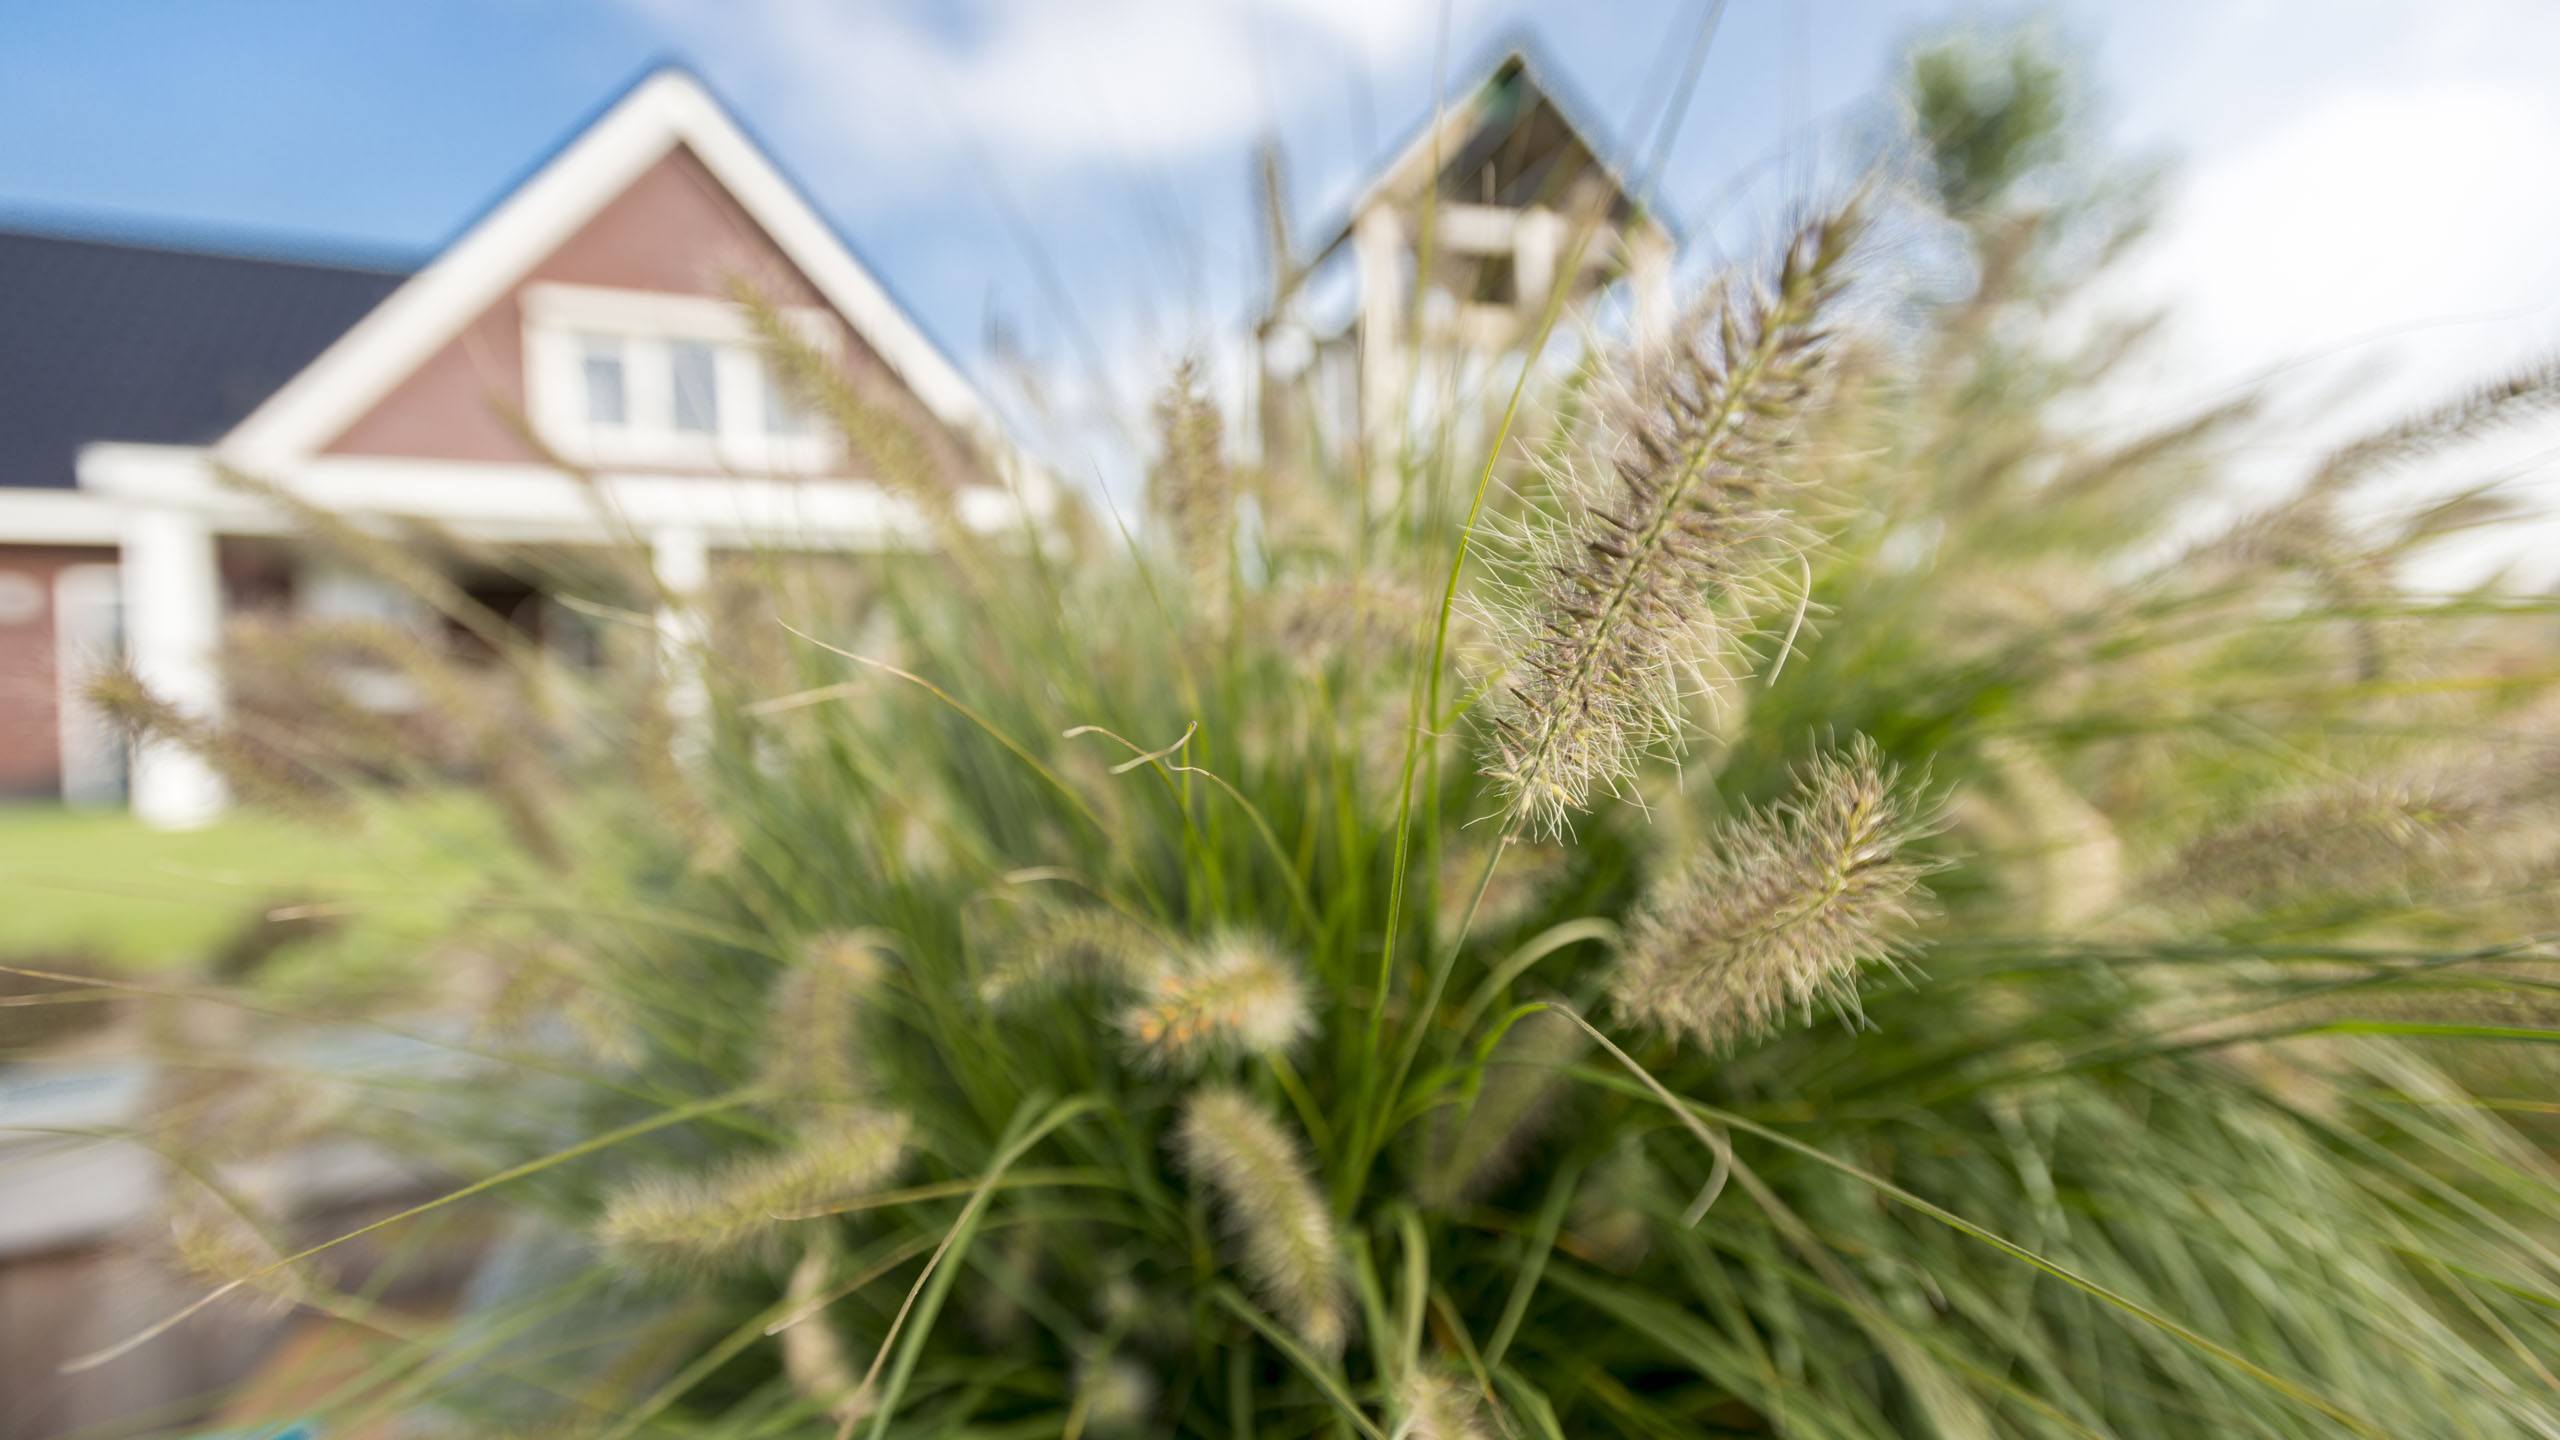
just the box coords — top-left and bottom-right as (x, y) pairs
(223, 66), (999, 471)
(1303, 43), (1675, 270)
(0, 226), (410, 489)
(1, 66), (1010, 497)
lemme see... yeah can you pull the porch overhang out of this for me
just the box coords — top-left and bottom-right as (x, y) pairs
(74, 442), (1036, 550)
(64, 443), (1043, 828)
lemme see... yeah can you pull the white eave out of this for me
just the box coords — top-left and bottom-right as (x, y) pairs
(0, 487), (122, 545)
(74, 443), (1027, 550)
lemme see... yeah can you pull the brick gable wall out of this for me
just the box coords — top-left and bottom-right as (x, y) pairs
(321, 145), (985, 488)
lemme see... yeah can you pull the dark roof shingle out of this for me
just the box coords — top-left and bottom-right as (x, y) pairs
(0, 227), (409, 488)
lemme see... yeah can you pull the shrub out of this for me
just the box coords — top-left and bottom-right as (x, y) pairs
(91, 45), (2560, 1440)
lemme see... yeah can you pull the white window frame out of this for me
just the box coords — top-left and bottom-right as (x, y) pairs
(523, 282), (842, 472)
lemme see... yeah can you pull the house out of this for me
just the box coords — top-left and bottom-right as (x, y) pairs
(0, 66), (1034, 828)
(1257, 47), (1676, 489)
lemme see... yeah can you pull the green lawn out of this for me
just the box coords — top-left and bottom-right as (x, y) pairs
(0, 793), (495, 976)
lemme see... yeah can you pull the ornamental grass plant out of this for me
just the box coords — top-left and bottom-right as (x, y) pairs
(69, 33), (2560, 1440)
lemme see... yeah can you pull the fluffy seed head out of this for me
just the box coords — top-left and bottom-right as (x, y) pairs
(2163, 773), (2491, 909)
(1150, 358), (1233, 602)
(1176, 1086), (1348, 1354)
(2308, 351), (2560, 494)
(564, 985), (645, 1069)
(596, 1111), (910, 1272)
(164, 1189), (307, 1312)
(976, 906), (1161, 1009)
(760, 930), (886, 1107)
(1479, 205), (1861, 838)
(85, 665), (336, 814)
(1612, 737), (1938, 1052)
(1396, 1369), (1493, 1440)
(736, 282), (961, 535)
(1568, 1140), (1661, 1272)
(1436, 839), (1569, 938)
(1075, 1355), (1157, 1436)
(1267, 574), (1433, 673)
(777, 1242), (872, 1432)
(1119, 933), (1313, 1073)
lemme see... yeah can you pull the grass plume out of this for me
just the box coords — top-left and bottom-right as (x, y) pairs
(2308, 350), (2560, 493)
(1118, 932), (1313, 1073)
(1612, 737), (1939, 1051)
(106, 32), (2560, 1439)
(1394, 1370), (1492, 1440)
(975, 905), (1162, 1008)
(1150, 358), (1234, 605)
(596, 1113), (911, 1272)
(760, 931), (887, 1108)
(777, 1241), (873, 1433)
(1177, 1086), (1348, 1354)
(1481, 204), (1861, 837)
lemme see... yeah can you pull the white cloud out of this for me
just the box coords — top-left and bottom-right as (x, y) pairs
(626, 0), (1450, 207)
(1258, 0), (1443, 62)
(2091, 4), (2560, 586)
(2124, 83), (2560, 403)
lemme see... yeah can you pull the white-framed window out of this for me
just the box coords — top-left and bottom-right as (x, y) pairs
(524, 282), (842, 471)
(669, 339), (719, 434)
(581, 335), (629, 426)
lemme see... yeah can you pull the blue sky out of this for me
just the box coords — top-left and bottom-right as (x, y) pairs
(0, 1), (1958, 372)
(5, 1), (2557, 570)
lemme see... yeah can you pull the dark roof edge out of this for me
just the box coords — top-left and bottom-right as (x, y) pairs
(0, 205), (424, 277)
(0, 59), (987, 445)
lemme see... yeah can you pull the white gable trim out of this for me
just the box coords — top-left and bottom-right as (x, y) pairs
(220, 69), (994, 472)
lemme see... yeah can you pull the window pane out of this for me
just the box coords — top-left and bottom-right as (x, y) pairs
(671, 341), (719, 434)
(762, 361), (814, 436)
(580, 336), (626, 426)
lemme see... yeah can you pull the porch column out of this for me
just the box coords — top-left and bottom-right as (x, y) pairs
(1354, 206), (1407, 507)
(1630, 226), (1676, 350)
(122, 505), (226, 829)
(1514, 205), (1565, 316)
(651, 525), (710, 737)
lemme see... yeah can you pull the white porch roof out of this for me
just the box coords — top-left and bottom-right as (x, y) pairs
(67, 442), (1037, 550)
